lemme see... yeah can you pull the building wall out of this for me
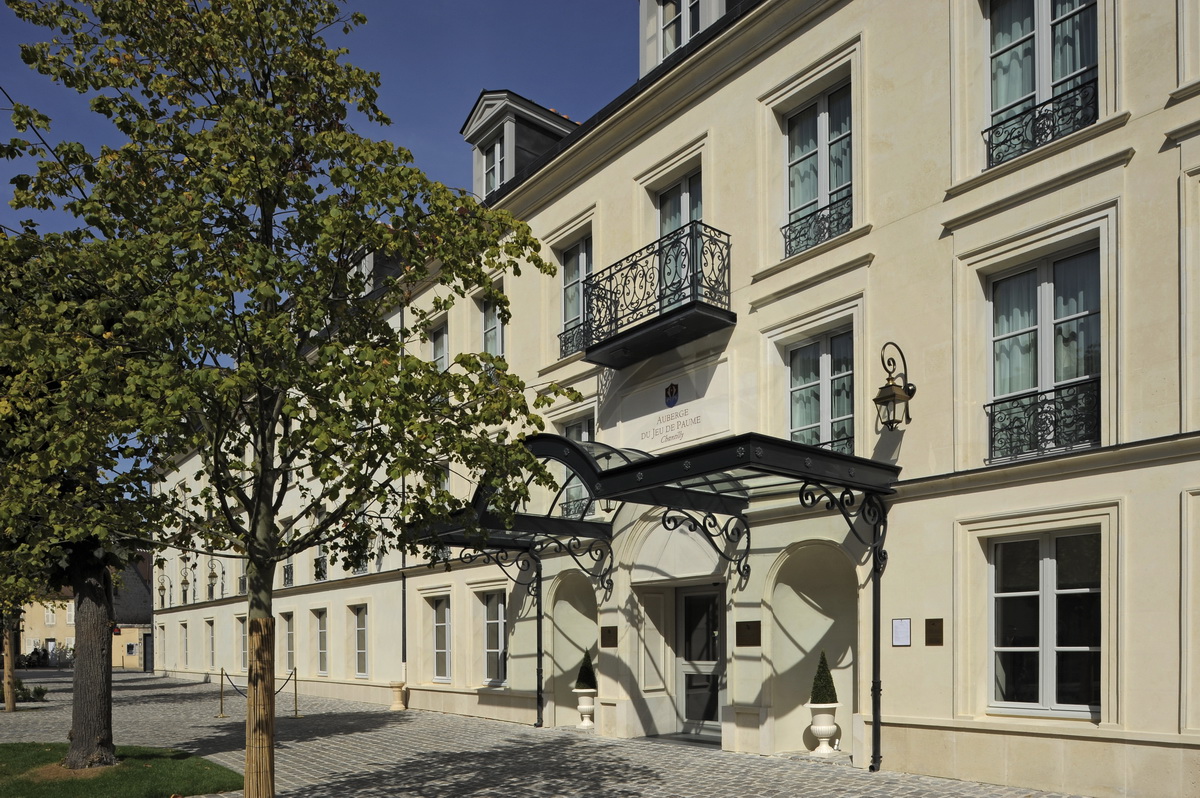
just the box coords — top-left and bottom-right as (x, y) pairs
(153, 2), (1200, 796)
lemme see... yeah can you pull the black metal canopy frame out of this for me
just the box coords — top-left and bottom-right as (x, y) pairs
(423, 431), (898, 770)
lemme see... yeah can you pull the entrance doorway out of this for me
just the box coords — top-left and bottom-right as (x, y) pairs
(676, 586), (724, 739)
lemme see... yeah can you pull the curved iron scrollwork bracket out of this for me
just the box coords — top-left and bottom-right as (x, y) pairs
(798, 481), (889, 574)
(533, 536), (614, 600)
(456, 536), (615, 599)
(662, 508), (751, 585)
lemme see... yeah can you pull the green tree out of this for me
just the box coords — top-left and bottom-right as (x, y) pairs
(4, 1), (561, 795)
(0, 230), (166, 761)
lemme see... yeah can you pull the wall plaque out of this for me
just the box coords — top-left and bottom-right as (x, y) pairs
(925, 618), (944, 646)
(735, 620), (761, 647)
(600, 625), (618, 648)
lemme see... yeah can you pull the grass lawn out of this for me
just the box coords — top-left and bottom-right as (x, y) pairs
(0, 742), (243, 798)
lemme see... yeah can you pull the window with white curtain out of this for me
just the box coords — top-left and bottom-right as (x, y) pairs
(661, 0), (701, 59)
(206, 619), (215, 668)
(353, 605), (368, 678)
(314, 609), (328, 675)
(787, 329), (854, 454)
(483, 135), (504, 195)
(658, 172), (702, 310)
(783, 83), (852, 256)
(482, 300), (504, 358)
(180, 622), (188, 668)
(988, 248), (1100, 459)
(561, 417), (595, 517)
(282, 612), (294, 672)
(991, 530), (1101, 714)
(237, 616), (248, 671)
(431, 324), (448, 372)
(987, 0), (1098, 164)
(482, 592), (507, 685)
(562, 237), (592, 334)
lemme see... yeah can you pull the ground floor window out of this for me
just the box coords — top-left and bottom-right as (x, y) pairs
(482, 592), (506, 685)
(432, 596), (451, 682)
(237, 616), (248, 671)
(282, 612), (294, 672)
(353, 605), (368, 678)
(991, 529), (1100, 714)
(314, 609), (328, 675)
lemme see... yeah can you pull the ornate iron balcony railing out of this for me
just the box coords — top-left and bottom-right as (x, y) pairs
(983, 73), (1099, 168)
(781, 194), (853, 257)
(565, 221), (730, 354)
(282, 563), (293, 587)
(351, 560), (368, 575)
(822, 437), (854, 456)
(985, 378), (1100, 461)
(236, 575), (247, 595)
(314, 556), (327, 582)
(559, 496), (592, 519)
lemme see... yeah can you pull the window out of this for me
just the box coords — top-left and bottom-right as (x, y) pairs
(658, 172), (702, 309)
(65, 603), (73, 626)
(788, 329), (854, 455)
(987, 248), (1100, 459)
(431, 324), (448, 372)
(432, 596), (451, 682)
(482, 300), (504, 358)
(44, 607), (55, 626)
(237, 616), (248, 671)
(314, 609), (328, 675)
(314, 545), (328, 582)
(991, 530), (1100, 714)
(282, 557), (294, 588)
(483, 135), (504, 195)
(206, 619), (215, 668)
(661, 0), (700, 59)
(282, 613), (294, 672)
(783, 83), (852, 256)
(559, 237), (593, 358)
(561, 417), (595, 518)
(353, 606), (368, 678)
(180, 623), (188, 667)
(986, 0), (1098, 166)
(482, 592), (507, 685)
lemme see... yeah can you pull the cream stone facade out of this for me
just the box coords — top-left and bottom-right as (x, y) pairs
(152, 2), (1200, 795)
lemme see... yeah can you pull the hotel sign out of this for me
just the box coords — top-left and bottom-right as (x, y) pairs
(618, 361), (730, 450)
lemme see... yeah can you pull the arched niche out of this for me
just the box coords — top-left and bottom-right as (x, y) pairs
(767, 540), (858, 754)
(549, 570), (598, 727)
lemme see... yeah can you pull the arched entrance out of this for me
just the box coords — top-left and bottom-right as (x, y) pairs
(550, 571), (598, 728)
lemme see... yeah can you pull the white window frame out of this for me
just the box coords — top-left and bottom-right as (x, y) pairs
(314, 609), (328, 675)
(482, 591), (507, 686)
(785, 81), (852, 223)
(987, 246), (1100, 458)
(206, 619), (215, 668)
(660, 0), (701, 59)
(562, 236), (593, 333)
(65, 603), (74, 626)
(237, 616), (248, 672)
(561, 416), (596, 517)
(431, 323), (448, 372)
(180, 622), (188, 668)
(988, 0), (1098, 127)
(353, 605), (368, 678)
(786, 328), (854, 452)
(283, 612), (294, 673)
(989, 529), (1101, 718)
(44, 607), (55, 626)
(483, 134), (504, 195)
(482, 300), (504, 358)
(432, 596), (451, 683)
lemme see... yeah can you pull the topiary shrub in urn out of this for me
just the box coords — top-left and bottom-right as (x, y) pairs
(807, 650), (840, 755)
(572, 651), (598, 729)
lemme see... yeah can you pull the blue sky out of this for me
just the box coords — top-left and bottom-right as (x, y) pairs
(0, 1), (638, 230)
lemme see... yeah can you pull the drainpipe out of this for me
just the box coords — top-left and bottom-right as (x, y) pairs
(534, 558), (544, 727)
(869, 541), (883, 772)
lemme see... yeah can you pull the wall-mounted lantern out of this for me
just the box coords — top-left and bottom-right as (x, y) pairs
(873, 342), (917, 431)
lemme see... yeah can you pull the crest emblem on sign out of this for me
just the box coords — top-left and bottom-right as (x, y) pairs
(664, 383), (679, 408)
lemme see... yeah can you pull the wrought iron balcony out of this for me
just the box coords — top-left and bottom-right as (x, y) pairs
(822, 437), (854, 456)
(565, 221), (734, 369)
(236, 575), (247, 595)
(985, 378), (1100, 461)
(351, 559), (368, 575)
(983, 73), (1099, 168)
(559, 496), (593, 519)
(314, 556), (327, 582)
(781, 195), (852, 258)
(282, 563), (293, 587)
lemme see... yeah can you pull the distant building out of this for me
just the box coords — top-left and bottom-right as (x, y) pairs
(153, 2), (1200, 796)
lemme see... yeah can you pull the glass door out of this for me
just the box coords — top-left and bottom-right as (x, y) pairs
(658, 173), (702, 310)
(676, 586), (724, 737)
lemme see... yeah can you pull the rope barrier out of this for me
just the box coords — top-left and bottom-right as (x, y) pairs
(222, 668), (247, 698)
(215, 668), (301, 718)
(274, 668), (295, 696)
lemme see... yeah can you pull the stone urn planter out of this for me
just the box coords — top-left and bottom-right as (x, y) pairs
(807, 650), (840, 755)
(573, 651), (598, 730)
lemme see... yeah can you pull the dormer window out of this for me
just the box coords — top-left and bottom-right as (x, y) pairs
(661, 0), (700, 58)
(483, 135), (505, 196)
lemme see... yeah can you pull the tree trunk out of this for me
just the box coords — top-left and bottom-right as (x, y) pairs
(3, 612), (18, 712)
(65, 564), (116, 768)
(244, 558), (277, 798)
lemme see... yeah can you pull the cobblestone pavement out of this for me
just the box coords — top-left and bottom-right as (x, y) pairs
(1, 671), (1091, 798)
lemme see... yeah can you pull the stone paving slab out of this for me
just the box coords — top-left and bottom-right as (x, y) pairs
(0, 670), (1092, 798)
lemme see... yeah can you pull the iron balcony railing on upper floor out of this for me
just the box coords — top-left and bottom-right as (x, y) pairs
(558, 221), (732, 362)
(985, 378), (1100, 461)
(236, 575), (247, 595)
(781, 194), (853, 258)
(282, 563), (293, 587)
(983, 72), (1099, 169)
